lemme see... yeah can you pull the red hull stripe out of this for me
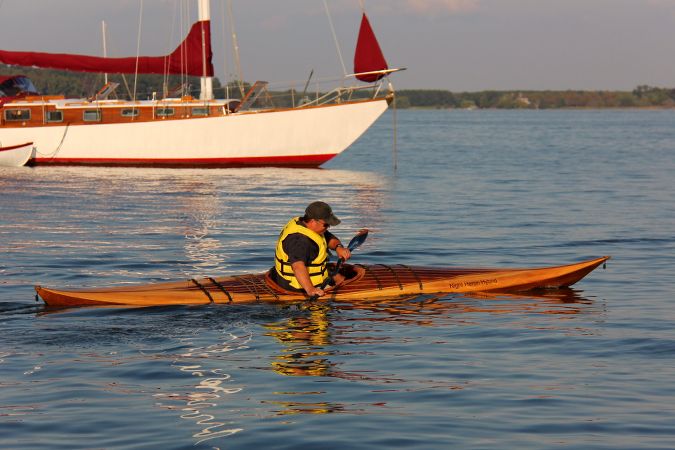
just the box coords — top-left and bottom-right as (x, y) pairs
(32, 153), (337, 168)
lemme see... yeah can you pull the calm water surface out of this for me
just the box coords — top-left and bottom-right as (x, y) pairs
(1, 110), (674, 449)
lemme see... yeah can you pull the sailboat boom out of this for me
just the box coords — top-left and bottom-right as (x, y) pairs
(345, 67), (406, 79)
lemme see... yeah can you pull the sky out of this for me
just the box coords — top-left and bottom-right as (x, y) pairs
(2, 0), (675, 91)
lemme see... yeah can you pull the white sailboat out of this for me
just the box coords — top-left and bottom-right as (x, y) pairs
(0, 1), (398, 168)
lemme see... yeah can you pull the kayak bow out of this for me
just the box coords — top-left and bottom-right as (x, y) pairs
(35, 256), (610, 308)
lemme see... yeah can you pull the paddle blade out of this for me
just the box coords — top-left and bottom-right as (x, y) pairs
(347, 228), (369, 251)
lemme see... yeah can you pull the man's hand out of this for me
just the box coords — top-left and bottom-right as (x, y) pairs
(306, 286), (326, 297)
(335, 245), (351, 261)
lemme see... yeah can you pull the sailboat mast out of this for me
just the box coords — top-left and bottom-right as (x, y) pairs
(198, 0), (213, 100)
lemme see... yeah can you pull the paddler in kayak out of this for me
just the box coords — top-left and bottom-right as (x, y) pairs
(272, 201), (351, 297)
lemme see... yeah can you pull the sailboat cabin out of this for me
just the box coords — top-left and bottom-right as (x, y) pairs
(0, 76), (240, 128)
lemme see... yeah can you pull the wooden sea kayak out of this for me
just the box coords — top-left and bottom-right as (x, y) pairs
(35, 256), (610, 308)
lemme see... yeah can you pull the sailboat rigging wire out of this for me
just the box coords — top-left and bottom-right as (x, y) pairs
(219, 0), (230, 100)
(227, 0), (245, 98)
(120, 75), (133, 101)
(323, 0), (347, 78)
(133, 0), (144, 105)
(163, 1), (180, 98)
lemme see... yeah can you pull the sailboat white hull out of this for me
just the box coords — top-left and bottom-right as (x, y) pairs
(4, 99), (388, 167)
(0, 142), (33, 167)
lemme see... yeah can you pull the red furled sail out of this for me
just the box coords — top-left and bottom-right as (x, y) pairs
(0, 21), (213, 77)
(353, 13), (388, 82)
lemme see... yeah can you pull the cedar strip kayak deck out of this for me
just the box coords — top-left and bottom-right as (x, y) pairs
(35, 256), (610, 308)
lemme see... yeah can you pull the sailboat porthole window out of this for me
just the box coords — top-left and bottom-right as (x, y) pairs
(156, 108), (175, 117)
(83, 110), (102, 122)
(191, 107), (209, 116)
(4, 109), (31, 121)
(46, 111), (63, 122)
(121, 108), (140, 117)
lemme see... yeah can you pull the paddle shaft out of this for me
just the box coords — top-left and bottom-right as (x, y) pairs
(310, 229), (368, 299)
(330, 229), (368, 279)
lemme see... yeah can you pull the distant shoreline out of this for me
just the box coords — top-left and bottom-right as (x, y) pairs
(401, 105), (675, 110)
(395, 87), (675, 109)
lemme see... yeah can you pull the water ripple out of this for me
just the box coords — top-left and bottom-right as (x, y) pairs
(2, 110), (675, 449)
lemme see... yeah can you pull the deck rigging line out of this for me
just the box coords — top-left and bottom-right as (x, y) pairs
(232, 275), (280, 302)
(207, 277), (233, 303)
(191, 278), (214, 303)
(232, 276), (260, 301)
(396, 264), (424, 290)
(249, 275), (280, 301)
(375, 264), (404, 290)
(356, 264), (383, 290)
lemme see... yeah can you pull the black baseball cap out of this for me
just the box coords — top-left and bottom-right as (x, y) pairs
(304, 201), (341, 226)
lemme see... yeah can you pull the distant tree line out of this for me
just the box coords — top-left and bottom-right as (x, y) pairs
(4, 66), (675, 109)
(396, 86), (675, 109)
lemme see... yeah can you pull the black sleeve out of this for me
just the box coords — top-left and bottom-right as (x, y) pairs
(282, 234), (316, 265)
(324, 230), (337, 245)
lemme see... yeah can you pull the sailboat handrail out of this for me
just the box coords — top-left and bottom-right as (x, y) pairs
(292, 83), (387, 108)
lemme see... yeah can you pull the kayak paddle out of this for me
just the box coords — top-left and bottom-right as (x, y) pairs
(331, 228), (368, 278)
(310, 228), (369, 299)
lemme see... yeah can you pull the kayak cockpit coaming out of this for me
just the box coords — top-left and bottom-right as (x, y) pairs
(264, 263), (366, 296)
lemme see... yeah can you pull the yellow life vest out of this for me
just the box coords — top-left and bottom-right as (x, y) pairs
(274, 217), (329, 290)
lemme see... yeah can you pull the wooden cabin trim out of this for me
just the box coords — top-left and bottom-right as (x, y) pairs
(0, 96), (387, 128)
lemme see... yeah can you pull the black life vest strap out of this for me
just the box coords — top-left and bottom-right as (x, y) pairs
(276, 256), (327, 276)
